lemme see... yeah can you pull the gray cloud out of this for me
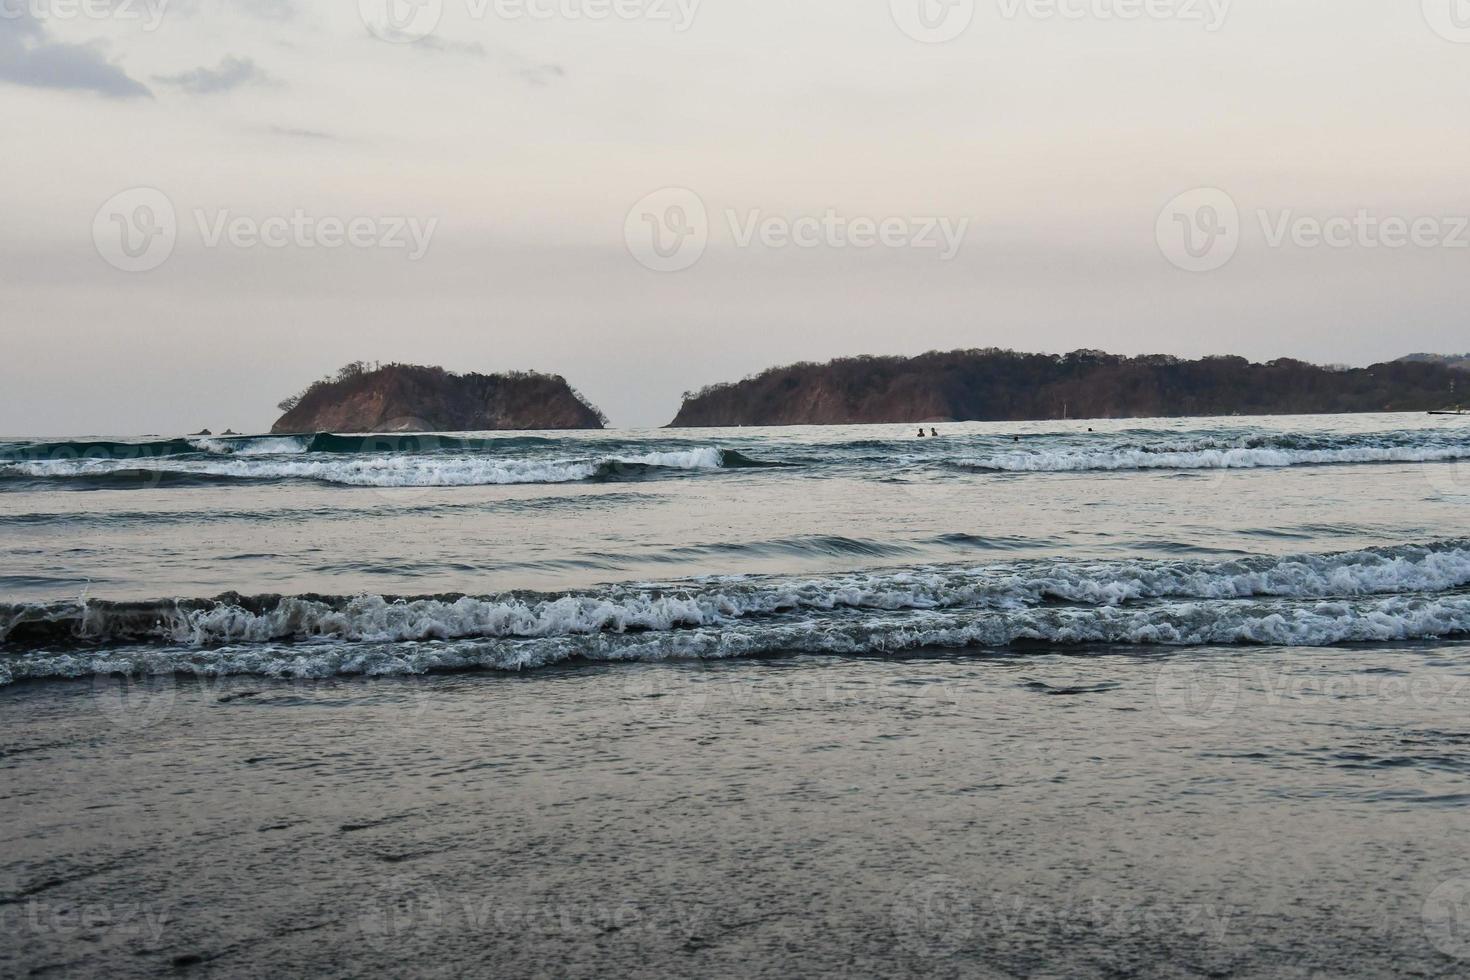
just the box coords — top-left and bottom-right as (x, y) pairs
(519, 64), (565, 86)
(268, 125), (338, 140)
(368, 27), (564, 87)
(0, 9), (150, 98)
(154, 55), (269, 94)
(386, 31), (487, 57)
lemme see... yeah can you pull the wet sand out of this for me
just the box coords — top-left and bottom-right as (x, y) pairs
(5, 646), (1470, 978)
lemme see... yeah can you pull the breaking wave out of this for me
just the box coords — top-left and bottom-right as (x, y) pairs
(5, 543), (1468, 684)
(3, 427), (1467, 490)
(0, 447), (761, 488)
(950, 433), (1470, 473)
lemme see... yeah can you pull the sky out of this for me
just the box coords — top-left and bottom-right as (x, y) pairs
(1, 0), (1468, 434)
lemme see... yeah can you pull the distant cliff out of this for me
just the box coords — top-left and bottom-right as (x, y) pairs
(669, 350), (1467, 426)
(272, 363), (606, 433)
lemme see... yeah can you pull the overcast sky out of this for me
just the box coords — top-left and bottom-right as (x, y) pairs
(2, 0), (1467, 434)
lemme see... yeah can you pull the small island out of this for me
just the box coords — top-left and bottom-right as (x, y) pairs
(271, 362), (607, 433)
(669, 349), (1468, 426)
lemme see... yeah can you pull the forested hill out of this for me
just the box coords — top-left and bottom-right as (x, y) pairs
(669, 350), (1466, 426)
(272, 363), (607, 433)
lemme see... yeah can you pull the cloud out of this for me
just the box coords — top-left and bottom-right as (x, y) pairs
(268, 125), (338, 140)
(154, 55), (270, 94)
(0, 8), (151, 98)
(376, 29), (486, 57)
(365, 26), (563, 87)
(519, 64), (565, 86)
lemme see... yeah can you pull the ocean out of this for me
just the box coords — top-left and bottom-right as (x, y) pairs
(3, 412), (1470, 977)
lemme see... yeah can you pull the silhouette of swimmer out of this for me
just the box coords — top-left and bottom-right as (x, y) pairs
(917, 428), (926, 438)
(1013, 435), (1021, 443)
(930, 428), (939, 437)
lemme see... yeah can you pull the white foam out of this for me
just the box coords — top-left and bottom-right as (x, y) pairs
(7, 593), (1470, 685)
(189, 436), (310, 455)
(2, 446), (728, 487)
(961, 443), (1470, 473)
(8, 543), (1468, 652)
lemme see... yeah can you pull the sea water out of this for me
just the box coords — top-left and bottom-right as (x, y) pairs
(2, 413), (1469, 976)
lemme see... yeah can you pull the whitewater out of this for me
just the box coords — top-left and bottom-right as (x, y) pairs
(1, 412), (1468, 683)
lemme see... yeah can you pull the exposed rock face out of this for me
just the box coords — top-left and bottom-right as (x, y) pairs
(669, 350), (1468, 426)
(271, 364), (606, 433)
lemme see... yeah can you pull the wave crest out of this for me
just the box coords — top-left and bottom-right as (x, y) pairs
(4, 543), (1468, 684)
(0, 446), (735, 488)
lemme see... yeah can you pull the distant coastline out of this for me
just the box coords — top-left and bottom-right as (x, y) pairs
(668, 350), (1469, 427)
(252, 352), (1468, 435)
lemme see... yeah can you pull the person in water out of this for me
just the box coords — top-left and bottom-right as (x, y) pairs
(916, 428), (926, 438)
(930, 428), (939, 437)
